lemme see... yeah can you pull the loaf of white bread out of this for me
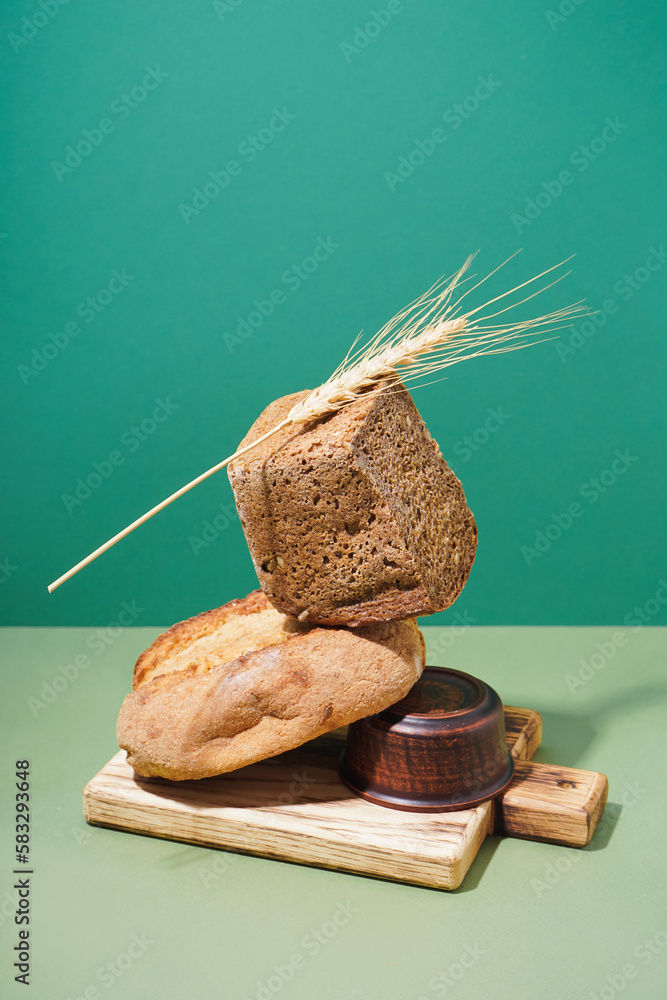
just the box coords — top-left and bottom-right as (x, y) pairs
(117, 590), (425, 780)
(118, 385), (473, 779)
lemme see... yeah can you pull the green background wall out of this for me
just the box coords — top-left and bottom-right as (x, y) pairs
(1, 0), (665, 627)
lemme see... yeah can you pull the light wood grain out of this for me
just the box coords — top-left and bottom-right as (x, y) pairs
(504, 705), (543, 761)
(83, 706), (606, 890)
(496, 759), (609, 847)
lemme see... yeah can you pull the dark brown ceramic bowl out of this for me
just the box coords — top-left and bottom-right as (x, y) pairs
(339, 666), (514, 812)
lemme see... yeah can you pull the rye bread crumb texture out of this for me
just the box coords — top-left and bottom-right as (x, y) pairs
(117, 590), (425, 780)
(227, 384), (477, 626)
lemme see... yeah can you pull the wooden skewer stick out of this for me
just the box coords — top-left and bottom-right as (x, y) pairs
(47, 419), (291, 593)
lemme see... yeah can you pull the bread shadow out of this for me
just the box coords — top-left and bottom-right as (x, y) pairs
(133, 730), (358, 810)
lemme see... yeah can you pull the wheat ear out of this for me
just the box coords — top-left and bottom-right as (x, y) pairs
(47, 254), (587, 592)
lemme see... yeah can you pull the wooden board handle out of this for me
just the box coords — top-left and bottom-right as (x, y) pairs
(494, 760), (609, 847)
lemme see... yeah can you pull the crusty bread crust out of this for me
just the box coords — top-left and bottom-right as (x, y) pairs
(132, 589), (305, 688)
(117, 590), (425, 780)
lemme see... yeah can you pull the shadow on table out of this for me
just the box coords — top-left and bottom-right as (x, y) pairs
(583, 802), (622, 851)
(527, 684), (666, 854)
(535, 682), (666, 767)
(450, 835), (501, 893)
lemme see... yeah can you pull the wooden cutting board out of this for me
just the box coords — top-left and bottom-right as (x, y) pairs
(83, 706), (607, 890)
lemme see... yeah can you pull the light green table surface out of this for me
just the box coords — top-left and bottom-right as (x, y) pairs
(1, 625), (665, 1000)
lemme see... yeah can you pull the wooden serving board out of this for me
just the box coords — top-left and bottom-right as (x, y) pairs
(83, 707), (607, 891)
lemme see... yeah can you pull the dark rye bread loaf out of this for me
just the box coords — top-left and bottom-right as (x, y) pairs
(116, 590), (425, 780)
(227, 384), (477, 626)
